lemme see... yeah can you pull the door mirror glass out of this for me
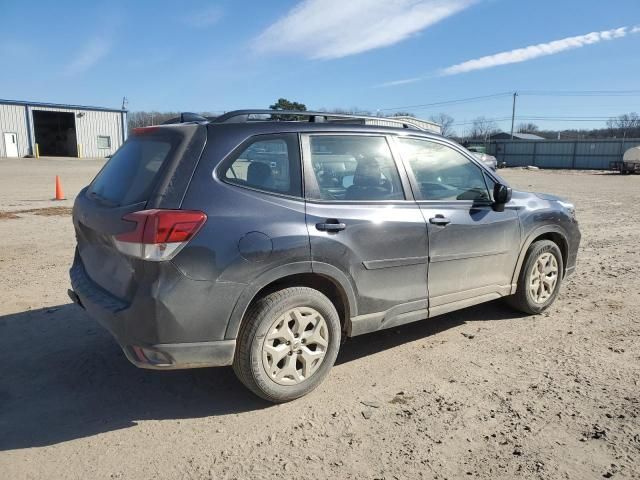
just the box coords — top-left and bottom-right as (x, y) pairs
(493, 183), (512, 211)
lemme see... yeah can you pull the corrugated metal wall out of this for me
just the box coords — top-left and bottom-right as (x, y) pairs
(1, 101), (125, 158)
(364, 117), (441, 133)
(0, 104), (30, 157)
(28, 106), (124, 157)
(488, 139), (640, 169)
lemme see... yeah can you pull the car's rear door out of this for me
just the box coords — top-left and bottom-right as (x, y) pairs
(301, 133), (429, 335)
(393, 136), (521, 317)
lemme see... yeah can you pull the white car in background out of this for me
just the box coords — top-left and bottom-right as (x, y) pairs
(467, 146), (498, 170)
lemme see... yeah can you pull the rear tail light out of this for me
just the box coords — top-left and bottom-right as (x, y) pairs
(113, 209), (207, 261)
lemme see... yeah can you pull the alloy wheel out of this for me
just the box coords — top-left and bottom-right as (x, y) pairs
(528, 252), (559, 304)
(261, 307), (329, 386)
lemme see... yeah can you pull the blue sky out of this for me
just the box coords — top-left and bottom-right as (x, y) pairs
(1, 0), (638, 134)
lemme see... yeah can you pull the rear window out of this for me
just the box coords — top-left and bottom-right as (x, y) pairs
(88, 133), (178, 206)
(220, 133), (302, 197)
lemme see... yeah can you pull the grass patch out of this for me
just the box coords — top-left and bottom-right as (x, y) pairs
(0, 206), (73, 220)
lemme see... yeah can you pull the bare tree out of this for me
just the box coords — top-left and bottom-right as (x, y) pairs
(429, 113), (454, 137)
(517, 122), (540, 134)
(469, 116), (499, 140)
(606, 112), (640, 130)
(127, 111), (180, 131)
(606, 112), (640, 138)
(127, 110), (220, 132)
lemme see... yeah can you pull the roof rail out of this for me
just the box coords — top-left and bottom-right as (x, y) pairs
(210, 109), (426, 131)
(162, 112), (209, 125)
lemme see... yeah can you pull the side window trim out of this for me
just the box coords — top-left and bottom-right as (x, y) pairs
(392, 135), (491, 203)
(300, 132), (414, 203)
(216, 133), (303, 199)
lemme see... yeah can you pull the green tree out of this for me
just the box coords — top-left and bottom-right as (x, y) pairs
(269, 98), (307, 111)
(269, 98), (307, 120)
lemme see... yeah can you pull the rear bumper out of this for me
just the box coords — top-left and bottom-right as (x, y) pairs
(69, 254), (237, 369)
(122, 340), (236, 370)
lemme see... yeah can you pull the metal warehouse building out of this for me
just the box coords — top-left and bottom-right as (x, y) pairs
(331, 115), (441, 133)
(0, 99), (127, 158)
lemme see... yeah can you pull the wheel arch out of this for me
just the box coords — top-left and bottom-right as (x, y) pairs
(510, 226), (569, 291)
(224, 262), (357, 340)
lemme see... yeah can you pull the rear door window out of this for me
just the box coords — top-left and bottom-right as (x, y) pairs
(221, 134), (302, 197)
(88, 131), (179, 206)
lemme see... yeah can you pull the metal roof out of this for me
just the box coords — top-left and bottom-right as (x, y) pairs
(0, 98), (126, 113)
(490, 132), (545, 140)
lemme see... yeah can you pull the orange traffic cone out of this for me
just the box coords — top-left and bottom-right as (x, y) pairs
(54, 176), (66, 200)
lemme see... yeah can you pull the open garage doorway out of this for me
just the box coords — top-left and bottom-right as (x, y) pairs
(33, 110), (78, 157)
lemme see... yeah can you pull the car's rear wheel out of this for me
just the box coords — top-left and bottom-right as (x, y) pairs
(507, 240), (563, 314)
(233, 287), (341, 403)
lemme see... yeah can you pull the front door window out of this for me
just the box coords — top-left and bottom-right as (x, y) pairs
(307, 135), (405, 201)
(397, 138), (490, 202)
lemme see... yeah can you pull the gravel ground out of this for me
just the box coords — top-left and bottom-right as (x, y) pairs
(0, 158), (638, 479)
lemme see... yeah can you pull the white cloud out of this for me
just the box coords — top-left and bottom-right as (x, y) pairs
(254, 0), (477, 60)
(64, 37), (112, 76)
(377, 77), (424, 88)
(441, 26), (635, 76)
(183, 6), (223, 28)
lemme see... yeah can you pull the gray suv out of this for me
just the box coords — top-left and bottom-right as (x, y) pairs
(69, 110), (580, 402)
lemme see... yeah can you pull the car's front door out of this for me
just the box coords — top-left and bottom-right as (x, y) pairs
(393, 136), (521, 317)
(301, 133), (429, 335)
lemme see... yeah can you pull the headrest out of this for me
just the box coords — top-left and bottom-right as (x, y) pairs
(247, 162), (272, 186)
(353, 158), (382, 187)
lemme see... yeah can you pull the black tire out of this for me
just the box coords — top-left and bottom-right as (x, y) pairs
(506, 240), (564, 315)
(233, 287), (341, 403)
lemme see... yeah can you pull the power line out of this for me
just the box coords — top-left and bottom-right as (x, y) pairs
(380, 89), (640, 114)
(451, 117), (512, 126)
(519, 90), (640, 97)
(450, 114), (625, 126)
(378, 92), (513, 112)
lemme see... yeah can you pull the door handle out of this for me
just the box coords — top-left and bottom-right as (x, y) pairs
(429, 215), (451, 226)
(316, 219), (346, 232)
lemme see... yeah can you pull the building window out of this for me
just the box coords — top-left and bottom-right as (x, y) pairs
(97, 135), (111, 149)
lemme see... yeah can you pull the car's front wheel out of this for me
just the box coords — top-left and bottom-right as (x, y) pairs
(507, 240), (563, 314)
(233, 287), (341, 403)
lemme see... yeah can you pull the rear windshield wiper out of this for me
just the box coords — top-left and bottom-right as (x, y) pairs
(88, 190), (119, 207)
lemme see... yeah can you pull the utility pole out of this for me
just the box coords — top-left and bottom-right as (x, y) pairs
(510, 91), (518, 139)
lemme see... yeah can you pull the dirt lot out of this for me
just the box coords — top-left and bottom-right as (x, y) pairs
(0, 158), (638, 479)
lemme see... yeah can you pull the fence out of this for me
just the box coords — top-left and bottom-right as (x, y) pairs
(487, 138), (640, 169)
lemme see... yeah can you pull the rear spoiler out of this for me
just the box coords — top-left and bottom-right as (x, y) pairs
(162, 112), (209, 125)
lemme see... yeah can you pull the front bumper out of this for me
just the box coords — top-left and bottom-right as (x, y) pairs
(69, 256), (236, 369)
(564, 222), (581, 278)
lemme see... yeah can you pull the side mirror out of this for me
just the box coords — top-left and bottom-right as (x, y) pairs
(493, 183), (512, 212)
